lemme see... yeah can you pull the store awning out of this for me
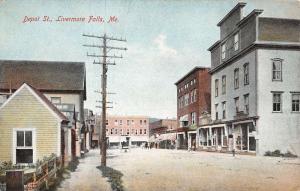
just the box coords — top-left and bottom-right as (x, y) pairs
(149, 135), (156, 142)
(179, 115), (188, 122)
(156, 133), (176, 142)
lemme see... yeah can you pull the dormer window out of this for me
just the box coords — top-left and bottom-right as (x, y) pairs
(221, 43), (226, 60)
(234, 33), (239, 51)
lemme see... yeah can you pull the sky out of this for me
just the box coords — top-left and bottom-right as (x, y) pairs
(0, 0), (299, 118)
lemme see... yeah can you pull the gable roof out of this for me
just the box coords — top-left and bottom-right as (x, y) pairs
(0, 83), (69, 123)
(0, 60), (86, 99)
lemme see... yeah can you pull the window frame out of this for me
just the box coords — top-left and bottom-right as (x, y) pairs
(222, 101), (226, 119)
(215, 79), (219, 97)
(222, 75), (226, 95)
(234, 33), (239, 51)
(50, 97), (61, 104)
(215, 104), (219, 120)
(221, 43), (226, 60)
(234, 68), (239, 89)
(243, 63), (249, 85)
(13, 128), (36, 164)
(244, 94), (249, 114)
(191, 112), (196, 125)
(291, 93), (300, 112)
(271, 58), (283, 81)
(272, 92), (282, 112)
(234, 97), (239, 113)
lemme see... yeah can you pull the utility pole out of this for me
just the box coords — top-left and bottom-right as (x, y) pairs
(83, 33), (126, 167)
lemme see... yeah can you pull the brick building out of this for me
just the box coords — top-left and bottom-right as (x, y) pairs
(149, 119), (177, 149)
(105, 115), (150, 148)
(175, 67), (211, 149)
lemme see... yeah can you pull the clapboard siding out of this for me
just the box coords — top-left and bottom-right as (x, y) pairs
(0, 87), (60, 162)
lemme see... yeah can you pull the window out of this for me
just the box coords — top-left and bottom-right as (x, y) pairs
(244, 63), (249, 85)
(234, 68), (239, 89)
(144, 120), (147, 125)
(244, 94), (249, 114)
(222, 102), (226, 119)
(273, 93), (282, 112)
(106, 120), (108, 125)
(127, 120), (130, 126)
(115, 129), (118, 134)
(131, 129), (135, 135)
(191, 112), (196, 125)
(140, 129), (143, 135)
(184, 94), (189, 106)
(190, 89), (196, 103)
(222, 75), (226, 95)
(272, 59), (283, 81)
(221, 43), (226, 59)
(120, 129), (123, 135)
(144, 129), (147, 134)
(234, 97), (239, 113)
(140, 120), (142, 125)
(0, 95), (8, 105)
(127, 129), (130, 135)
(215, 79), (219, 97)
(15, 130), (34, 164)
(114, 120), (118, 126)
(119, 120), (122, 125)
(215, 104), (219, 120)
(135, 129), (138, 135)
(111, 129), (113, 135)
(51, 97), (61, 104)
(292, 93), (300, 112)
(234, 33), (239, 51)
(132, 120), (134, 125)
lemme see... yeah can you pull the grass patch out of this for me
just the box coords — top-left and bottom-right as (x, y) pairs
(48, 158), (80, 191)
(264, 150), (297, 158)
(97, 166), (124, 191)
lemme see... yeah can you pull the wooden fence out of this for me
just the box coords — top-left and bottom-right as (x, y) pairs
(24, 156), (62, 191)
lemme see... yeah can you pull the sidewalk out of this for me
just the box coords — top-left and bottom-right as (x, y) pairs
(56, 150), (111, 191)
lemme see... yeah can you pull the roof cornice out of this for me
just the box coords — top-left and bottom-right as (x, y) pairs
(217, 2), (246, 27)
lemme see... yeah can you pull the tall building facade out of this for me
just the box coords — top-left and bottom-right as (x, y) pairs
(175, 67), (211, 149)
(201, 3), (300, 155)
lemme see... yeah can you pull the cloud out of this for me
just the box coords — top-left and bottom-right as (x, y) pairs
(153, 34), (177, 56)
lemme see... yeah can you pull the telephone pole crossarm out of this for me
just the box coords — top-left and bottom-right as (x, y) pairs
(83, 44), (127, 51)
(87, 53), (123, 59)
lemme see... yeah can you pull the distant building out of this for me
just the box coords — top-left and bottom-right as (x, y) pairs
(84, 109), (95, 150)
(105, 115), (150, 148)
(92, 114), (101, 148)
(203, 3), (300, 155)
(149, 119), (177, 149)
(0, 83), (70, 164)
(0, 60), (87, 157)
(175, 67), (211, 149)
(149, 119), (177, 135)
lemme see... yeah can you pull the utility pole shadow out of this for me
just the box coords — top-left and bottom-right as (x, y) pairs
(97, 166), (124, 191)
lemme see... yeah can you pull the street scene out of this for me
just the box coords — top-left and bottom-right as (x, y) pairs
(57, 148), (300, 191)
(0, 0), (300, 191)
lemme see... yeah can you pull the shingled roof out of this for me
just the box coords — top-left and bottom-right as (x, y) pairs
(0, 60), (86, 99)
